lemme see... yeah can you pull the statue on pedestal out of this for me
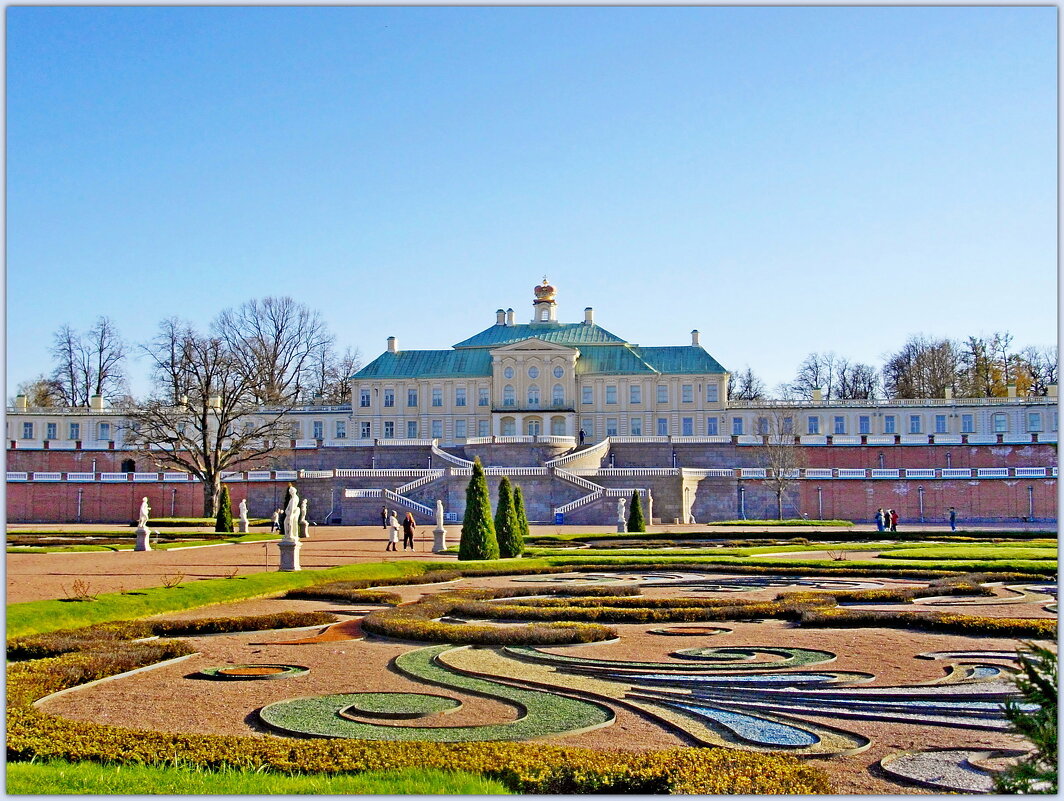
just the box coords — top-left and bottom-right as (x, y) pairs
(299, 498), (310, 538)
(238, 498), (250, 533)
(137, 497), (150, 529)
(616, 497), (627, 533)
(284, 486), (301, 541)
(135, 497), (152, 551)
(433, 498), (448, 553)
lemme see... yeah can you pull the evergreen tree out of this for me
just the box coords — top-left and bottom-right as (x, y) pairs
(215, 485), (234, 533)
(513, 485), (530, 550)
(495, 477), (522, 558)
(627, 491), (646, 532)
(458, 458), (499, 561)
(994, 642), (1057, 793)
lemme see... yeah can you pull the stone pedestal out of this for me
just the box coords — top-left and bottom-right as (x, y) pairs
(238, 519), (249, 533)
(299, 520), (310, 539)
(277, 538), (302, 571)
(616, 522), (626, 533)
(134, 526), (152, 551)
(433, 526), (448, 553)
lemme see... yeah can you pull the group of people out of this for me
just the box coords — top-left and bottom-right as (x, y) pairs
(381, 506), (418, 551)
(875, 508), (899, 532)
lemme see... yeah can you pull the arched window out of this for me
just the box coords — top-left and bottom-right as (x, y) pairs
(501, 417), (516, 436)
(527, 419), (541, 436)
(503, 385), (515, 407)
(551, 416), (566, 435)
(552, 384), (564, 406)
(540, 309), (549, 321)
(527, 385), (540, 407)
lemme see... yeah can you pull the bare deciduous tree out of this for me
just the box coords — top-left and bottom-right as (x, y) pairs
(214, 297), (334, 405)
(790, 352), (838, 400)
(755, 410), (804, 520)
(882, 335), (959, 399)
(301, 344), (362, 404)
(14, 375), (65, 408)
(727, 366), (766, 401)
(48, 318), (127, 406)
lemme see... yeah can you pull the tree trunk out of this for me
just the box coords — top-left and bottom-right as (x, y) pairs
(202, 476), (220, 518)
(777, 490), (784, 520)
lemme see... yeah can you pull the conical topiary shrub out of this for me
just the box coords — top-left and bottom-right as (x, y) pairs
(627, 490), (646, 532)
(513, 485), (530, 551)
(459, 458), (499, 560)
(215, 485), (234, 533)
(495, 476), (522, 558)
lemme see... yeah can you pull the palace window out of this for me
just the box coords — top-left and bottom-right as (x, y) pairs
(993, 413), (1007, 433)
(336, 420), (347, 439)
(582, 386), (593, 404)
(605, 385), (617, 404)
(682, 417), (693, 436)
(502, 419), (517, 436)
(45, 422), (56, 440)
(528, 366), (539, 379)
(732, 417), (743, 436)
(407, 421), (418, 438)
(657, 385), (668, 403)
(833, 416), (846, 435)
(383, 421), (394, 438)
(527, 385), (540, 407)
(455, 419), (467, 438)
(1028, 412), (1043, 432)
(961, 414), (974, 433)
(553, 365), (564, 378)
(503, 385), (515, 406)
(552, 384), (565, 406)
(658, 417), (669, 436)
(408, 389), (418, 407)
(706, 383), (719, 403)
(98, 422), (111, 440)
(361, 422), (371, 438)
(551, 416), (566, 435)
(631, 418), (643, 436)
(431, 420), (443, 438)
(630, 385), (641, 404)
(478, 420), (489, 437)
(455, 387), (466, 407)
(858, 416), (870, 435)
(909, 415), (922, 434)
(431, 388), (442, 407)
(478, 387), (489, 406)
(606, 418), (618, 436)
(360, 389), (371, 407)
(884, 415), (896, 434)
(21, 422), (32, 439)
(69, 422), (80, 440)
(313, 421), (324, 439)
(935, 415), (947, 434)
(682, 384), (693, 403)
(756, 417), (768, 435)
(783, 417), (794, 435)
(706, 417), (718, 435)
(807, 417), (820, 435)
(383, 389), (394, 407)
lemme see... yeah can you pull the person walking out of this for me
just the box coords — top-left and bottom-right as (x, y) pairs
(380, 506), (389, 529)
(386, 511), (400, 551)
(270, 508), (280, 533)
(578, 428), (586, 446)
(948, 506), (957, 532)
(889, 509), (899, 533)
(401, 512), (416, 551)
(874, 508), (885, 532)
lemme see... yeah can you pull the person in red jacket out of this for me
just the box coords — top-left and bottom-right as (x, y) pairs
(889, 509), (899, 532)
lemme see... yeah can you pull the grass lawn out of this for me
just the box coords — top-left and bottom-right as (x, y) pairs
(880, 545), (1059, 561)
(6, 759), (511, 794)
(8, 533), (282, 554)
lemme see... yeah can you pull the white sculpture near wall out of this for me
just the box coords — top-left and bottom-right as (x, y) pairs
(616, 497), (627, 533)
(284, 487), (301, 540)
(137, 497), (150, 529)
(135, 496), (152, 551)
(433, 498), (448, 553)
(299, 498), (310, 538)
(238, 498), (250, 533)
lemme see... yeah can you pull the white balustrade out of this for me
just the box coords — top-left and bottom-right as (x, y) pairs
(131, 472), (158, 482)
(682, 468), (735, 478)
(431, 443), (474, 468)
(976, 468), (1009, 478)
(246, 471), (272, 481)
(1002, 434), (1033, 444)
(863, 435), (895, 445)
(100, 472), (127, 482)
(595, 467), (679, 476)
(6, 472), (28, 481)
(383, 489), (434, 516)
(274, 470), (298, 480)
(544, 437), (611, 467)
(836, 468), (867, 479)
(932, 435), (963, 444)
(941, 468), (973, 479)
(483, 467), (549, 475)
(294, 439), (319, 449)
(67, 472), (96, 481)
(735, 435), (763, 445)
(344, 488), (383, 498)
(671, 435), (732, 444)
(379, 438), (435, 446)
(903, 469), (935, 479)
(799, 435), (828, 445)
(555, 490), (604, 515)
(1014, 467), (1047, 478)
(803, 468), (834, 479)
(554, 468), (603, 492)
(396, 470), (446, 494)
(739, 467), (766, 478)
(46, 441), (76, 450)
(163, 472), (190, 481)
(831, 435), (862, 445)
(221, 471), (243, 481)
(898, 435), (929, 445)
(32, 472), (62, 482)
(965, 434), (998, 445)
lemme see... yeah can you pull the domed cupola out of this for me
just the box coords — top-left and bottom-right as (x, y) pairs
(531, 277), (558, 323)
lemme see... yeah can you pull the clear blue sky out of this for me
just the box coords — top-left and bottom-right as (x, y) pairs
(7, 6), (1057, 397)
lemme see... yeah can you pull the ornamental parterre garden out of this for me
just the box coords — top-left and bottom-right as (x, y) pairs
(6, 529), (1058, 795)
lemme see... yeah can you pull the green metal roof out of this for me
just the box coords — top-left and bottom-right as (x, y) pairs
(574, 345), (659, 375)
(353, 349), (492, 379)
(452, 322), (627, 349)
(635, 346), (727, 374)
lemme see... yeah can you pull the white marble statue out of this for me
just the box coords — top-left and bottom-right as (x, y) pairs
(284, 487), (301, 540)
(617, 498), (626, 524)
(435, 499), (445, 530)
(299, 498), (310, 538)
(238, 498), (249, 525)
(137, 497), (150, 529)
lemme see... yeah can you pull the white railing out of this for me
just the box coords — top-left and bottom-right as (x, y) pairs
(344, 488), (383, 498)
(977, 468), (1009, 478)
(804, 468), (834, 479)
(483, 466), (549, 476)
(864, 435), (895, 445)
(492, 435), (535, 443)
(100, 472), (127, 482)
(1037, 432), (1058, 443)
(898, 435), (929, 445)
(932, 434), (963, 444)
(463, 436), (492, 445)
(6, 472), (28, 481)
(604, 487), (648, 498)
(1003, 434), (1033, 444)
(941, 468), (973, 479)
(681, 468), (735, 477)
(671, 435), (732, 444)
(739, 467), (766, 478)
(1015, 467), (1047, 478)
(163, 472), (190, 481)
(831, 435), (862, 445)
(595, 467), (679, 476)
(538, 435), (577, 445)
(294, 439), (319, 449)
(450, 468), (473, 477)
(554, 467), (603, 493)
(781, 468), (802, 479)
(299, 470), (334, 479)
(544, 436), (612, 468)
(555, 490), (604, 515)
(799, 435), (828, 445)
(383, 489), (434, 517)
(220, 471), (243, 482)
(47, 441), (76, 450)
(132, 472), (158, 482)
(32, 472), (62, 482)
(274, 470), (298, 480)
(607, 435), (669, 443)
(904, 469), (935, 479)
(396, 470), (446, 494)
(247, 471), (272, 481)
(736, 435), (763, 445)
(965, 434), (998, 445)
(738, 395), (1048, 408)
(837, 468), (867, 479)
(15, 440), (45, 450)
(336, 469), (433, 477)
(431, 443), (474, 468)
(67, 472), (96, 482)
(323, 439), (355, 447)
(379, 438), (435, 446)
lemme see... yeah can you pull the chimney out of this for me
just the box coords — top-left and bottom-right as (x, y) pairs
(1007, 383), (1017, 398)
(944, 387), (953, 400)
(691, 329), (701, 347)
(208, 395), (222, 409)
(506, 308), (514, 326)
(387, 336), (397, 353)
(14, 394), (27, 411)
(1049, 384), (1058, 398)
(584, 307), (594, 325)
(495, 309), (506, 325)
(811, 388), (823, 402)
(90, 394), (105, 411)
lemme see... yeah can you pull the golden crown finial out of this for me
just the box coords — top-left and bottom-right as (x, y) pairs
(533, 278), (556, 304)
